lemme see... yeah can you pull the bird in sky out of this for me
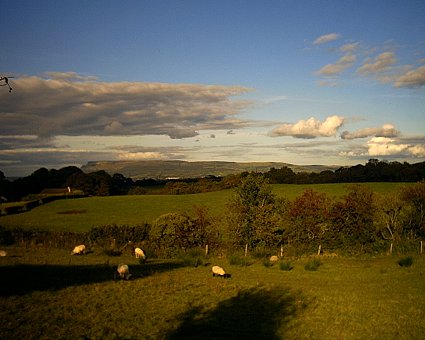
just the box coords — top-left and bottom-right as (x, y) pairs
(0, 76), (13, 92)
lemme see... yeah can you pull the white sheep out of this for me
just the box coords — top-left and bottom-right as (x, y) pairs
(116, 263), (132, 280)
(212, 265), (231, 278)
(134, 247), (146, 260)
(0, 250), (7, 257)
(270, 255), (279, 262)
(71, 244), (86, 255)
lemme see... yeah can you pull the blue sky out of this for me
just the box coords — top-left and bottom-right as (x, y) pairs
(1, 0), (424, 176)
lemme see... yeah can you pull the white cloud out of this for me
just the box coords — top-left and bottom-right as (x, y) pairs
(341, 124), (400, 140)
(367, 137), (425, 157)
(268, 115), (344, 139)
(44, 72), (98, 82)
(117, 152), (162, 160)
(313, 33), (341, 45)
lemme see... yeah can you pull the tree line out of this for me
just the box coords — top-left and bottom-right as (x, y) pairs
(0, 159), (424, 202)
(1, 174), (424, 256)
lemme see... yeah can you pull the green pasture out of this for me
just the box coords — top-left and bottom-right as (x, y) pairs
(0, 182), (407, 232)
(0, 247), (424, 339)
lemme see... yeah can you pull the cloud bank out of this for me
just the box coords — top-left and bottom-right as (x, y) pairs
(341, 124), (399, 140)
(0, 74), (252, 139)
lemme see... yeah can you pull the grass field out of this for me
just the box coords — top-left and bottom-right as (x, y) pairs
(0, 247), (424, 339)
(0, 183), (407, 232)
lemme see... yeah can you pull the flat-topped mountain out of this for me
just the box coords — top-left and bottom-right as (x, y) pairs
(81, 160), (339, 179)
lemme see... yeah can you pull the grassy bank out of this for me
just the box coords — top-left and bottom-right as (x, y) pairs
(0, 247), (424, 339)
(0, 183), (406, 232)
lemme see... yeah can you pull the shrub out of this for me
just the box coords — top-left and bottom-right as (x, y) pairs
(398, 256), (413, 267)
(229, 253), (252, 266)
(178, 249), (205, 267)
(304, 258), (321, 271)
(262, 258), (274, 267)
(279, 261), (294, 271)
(88, 224), (150, 250)
(252, 247), (272, 259)
(0, 226), (14, 245)
(103, 248), (122, 257)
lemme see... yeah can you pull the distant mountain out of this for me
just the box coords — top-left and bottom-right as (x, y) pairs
(81, 160), (340, 179)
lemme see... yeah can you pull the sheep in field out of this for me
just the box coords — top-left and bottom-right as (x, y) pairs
(0, 250), (7, 257)
(134, 247), (146, 260)
(71, 244), (86, 255)
(116, 263), (132, 280)
(270, 255), (279, 262)
(212, 265), (231, 279)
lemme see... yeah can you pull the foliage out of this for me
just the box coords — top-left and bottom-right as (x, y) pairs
(400, 181), (425, 238)
(279, 261), (294, 271)
(329, 185), (376, 249)
(88, 224), (150, 254)
(375, 192), (405, 242)
(227, 173), (282, 249)
(285, 189), (331, 244)
(0, 227), (85, 248)
(262, 258), (274, 267)
(0, 225), (14, 245)
(304, 258), (321, 271)
(178, 248), (206, 267)
(398, 256), (413, 267)
(228, 253), (252, 266)
(151, 210), (213, 256)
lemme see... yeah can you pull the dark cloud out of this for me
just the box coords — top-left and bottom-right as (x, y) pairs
(0, 74), (252, 139)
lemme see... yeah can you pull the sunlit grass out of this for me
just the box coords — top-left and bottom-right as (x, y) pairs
(0, 183), (404, 232)
(0, 247), (424, 339)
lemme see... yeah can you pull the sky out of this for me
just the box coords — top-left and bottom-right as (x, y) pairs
(0, 0), (424, 177)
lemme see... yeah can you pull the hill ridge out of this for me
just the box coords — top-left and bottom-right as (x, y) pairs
(81, 160), (339, 179)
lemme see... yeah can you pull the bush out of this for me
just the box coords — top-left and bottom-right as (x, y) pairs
(229, 253), (252, 266)
(103, 248), (122, 257)
(262, 258), (274, 267)
(88, 224), (150, 250)
(304, 258), (321, 271)
(279, 261), (294, 271)
(398, 256), (413, 267)
(0, 226), (14, 245)
(252, 247), (272, 259)
(178, 249), (205, 267)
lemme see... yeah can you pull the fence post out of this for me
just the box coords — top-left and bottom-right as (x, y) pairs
(280, 245), (283, 257)
(205, 244), (209, 257)
(389, 242), (393, 255)
(317, 244), (322, 256)
(245, 244), (248, 257)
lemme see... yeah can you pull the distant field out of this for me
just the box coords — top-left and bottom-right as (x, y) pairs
(0, 182), (408, 232)
(0, 247), (424, 339)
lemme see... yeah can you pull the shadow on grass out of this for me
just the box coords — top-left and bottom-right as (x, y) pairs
(167, 286), (307, 340)
(0, 260), (185, 296)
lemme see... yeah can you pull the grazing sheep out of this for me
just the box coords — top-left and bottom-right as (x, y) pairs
(212, 265), (231, 278)
(134, 247), (146, 260)
(0, 250), (7, 257)
(270, 255), (279, 262)
(71, 244), (86, 255)
(116, 263), (132, 280)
